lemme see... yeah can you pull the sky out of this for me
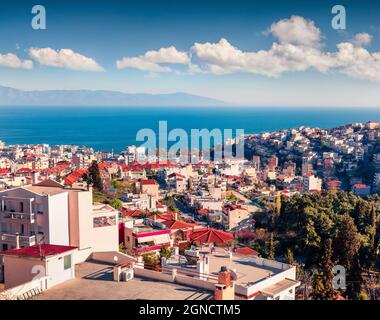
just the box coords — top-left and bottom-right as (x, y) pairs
(1, 0), (380, 107)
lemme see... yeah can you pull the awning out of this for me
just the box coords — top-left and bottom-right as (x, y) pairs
(137, 236), (155, 243)
(153, 234), (171, 245)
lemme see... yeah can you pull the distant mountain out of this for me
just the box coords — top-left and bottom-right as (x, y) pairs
(0, 85), (228, 107)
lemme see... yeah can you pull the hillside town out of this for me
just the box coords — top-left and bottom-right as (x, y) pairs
(0, 120), (379, 300)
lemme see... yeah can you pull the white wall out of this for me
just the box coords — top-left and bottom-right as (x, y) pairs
(47, 193), (70, 245)
(46, 253), (75, 288)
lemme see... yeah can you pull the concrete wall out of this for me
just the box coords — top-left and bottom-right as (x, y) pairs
(91, 251), (136, 265)
(3, 251), (76, 290)
(134, 268), (173, 282)
(133, 266), (215, 292)
(73, 247), (93, 264)
(46, 253), (75, 288)
(3, 255), (45, 289)
(0, 276), (48, 300)
(175, 274), (215, 291)
(48, 193), (69, 245)
(91, 213), (119, 252)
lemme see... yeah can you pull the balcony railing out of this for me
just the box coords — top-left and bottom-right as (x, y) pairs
(0, 233), (37, 246)
(0, 211), (36, 223)
(135, 243), (170, 254)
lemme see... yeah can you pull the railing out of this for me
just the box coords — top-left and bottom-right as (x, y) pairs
(0, 211), (36, 223)
(0, 233), (37, 246)
(135, 243), (170, 254)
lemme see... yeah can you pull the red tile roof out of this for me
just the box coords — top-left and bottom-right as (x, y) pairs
(189, 227), (233, 244)
(353, 183), (368, 188)
(16, 168), (33, 173)
(64, 169), (87, 185)
(0, 168), (10, 175)
(161, 219), (195, 230)
(197, 209), (209, 215)
(234, 246), (258, 256)
(121, 209), (148, 217)
(1, 244), (77, 258)
(140, 179), (158, 185)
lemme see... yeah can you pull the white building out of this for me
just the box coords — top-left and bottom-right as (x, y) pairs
(0, 180), (119, 263)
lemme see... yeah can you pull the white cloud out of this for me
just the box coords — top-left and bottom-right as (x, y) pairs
(116, 57), (172, 73)
(269, 15), (322, 47)
(190, 38), (335, 78)
(116, 46), (190, 72)
(351, 33), (372, 47)
(335, 42), (380, 81)
(114, 16), (380, 82)
(28, 48), (104, 72)
(0, 53), (33, 69)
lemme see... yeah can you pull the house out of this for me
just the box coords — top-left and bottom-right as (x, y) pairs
(123, 219), (171, 255)
(1, 244), (77, 290)
(0, 179), (119, 263)
(164, 246), (300, 300)
(352, 183), (371, 196)
(224, 206), (251, 230)
(139, 179), (159, 198)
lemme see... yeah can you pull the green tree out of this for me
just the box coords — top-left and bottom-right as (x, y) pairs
(160, 245), (173, 259)
(312, 238), (338, 300)
(345, 255), (363, 300)
(108, 198), (123, 210)
(333, 214), (359, 273)
(284, 248), (301, 278)
(275, 194), (282, 216)
(266, 233), (276, 259)
(83, 160), (103, 192)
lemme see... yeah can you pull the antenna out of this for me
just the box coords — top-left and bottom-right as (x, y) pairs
(38, 235), (45, 260)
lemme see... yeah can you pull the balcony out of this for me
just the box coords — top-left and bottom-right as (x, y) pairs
(135, 243), (170, 254)
(0, 233), (37, 246)
(0, 211), (36, 223)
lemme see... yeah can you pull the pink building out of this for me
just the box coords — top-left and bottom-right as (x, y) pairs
(1, 244), (77, 290)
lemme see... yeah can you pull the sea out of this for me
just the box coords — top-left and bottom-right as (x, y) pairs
(0, 106), (379, 152)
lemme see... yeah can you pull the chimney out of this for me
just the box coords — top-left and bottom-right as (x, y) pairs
(174, 211), (178, 220)
(214, 266), (235, 300)
(32, 171), (39, 184)
(15, 232), (20, 249)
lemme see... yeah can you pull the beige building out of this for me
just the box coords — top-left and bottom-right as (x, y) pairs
(0, 180), (119, 263)
(225, 207), (251, 230)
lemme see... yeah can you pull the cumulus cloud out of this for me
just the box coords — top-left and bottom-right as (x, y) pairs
(28, 48), (104, 72)
(190, 38), (335, 78)
(115, 16), (380, 82)
(335, 42), (380, 81)
(0, 53), (33, 69)
(269, 15), (322, 47)
(351, 33), (372, 47)
(116, 46), (190, 72)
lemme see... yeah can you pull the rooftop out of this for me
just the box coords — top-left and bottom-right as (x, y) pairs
(35, 261), (213, 300)
(1, 244), (77, 258)
(167, 246), (292, 287)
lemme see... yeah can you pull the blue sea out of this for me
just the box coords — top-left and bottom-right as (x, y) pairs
(0, 106), (379, 152)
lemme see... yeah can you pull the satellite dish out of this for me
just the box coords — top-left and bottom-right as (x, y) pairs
(230, 269), (238, 281)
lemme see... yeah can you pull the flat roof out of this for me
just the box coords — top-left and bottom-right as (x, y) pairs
(261, 278), (300, 297)
(35, 261), (213, 300)
(22, 185), (67, 196)
(167, 247), (291, 287)
(1, 244), (77, 258)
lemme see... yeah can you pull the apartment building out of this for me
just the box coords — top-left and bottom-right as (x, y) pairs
(0, 179), (119, 263)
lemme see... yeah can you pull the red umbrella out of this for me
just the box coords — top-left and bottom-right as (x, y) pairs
(189, 227), (233, 244)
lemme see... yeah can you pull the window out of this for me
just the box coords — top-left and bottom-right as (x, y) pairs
(64, 255), (71, 270)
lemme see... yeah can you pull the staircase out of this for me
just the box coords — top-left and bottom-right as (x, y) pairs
(16, 287), (43, 300)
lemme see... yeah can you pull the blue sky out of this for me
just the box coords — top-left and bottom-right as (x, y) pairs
(1, 0), (380, 106)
